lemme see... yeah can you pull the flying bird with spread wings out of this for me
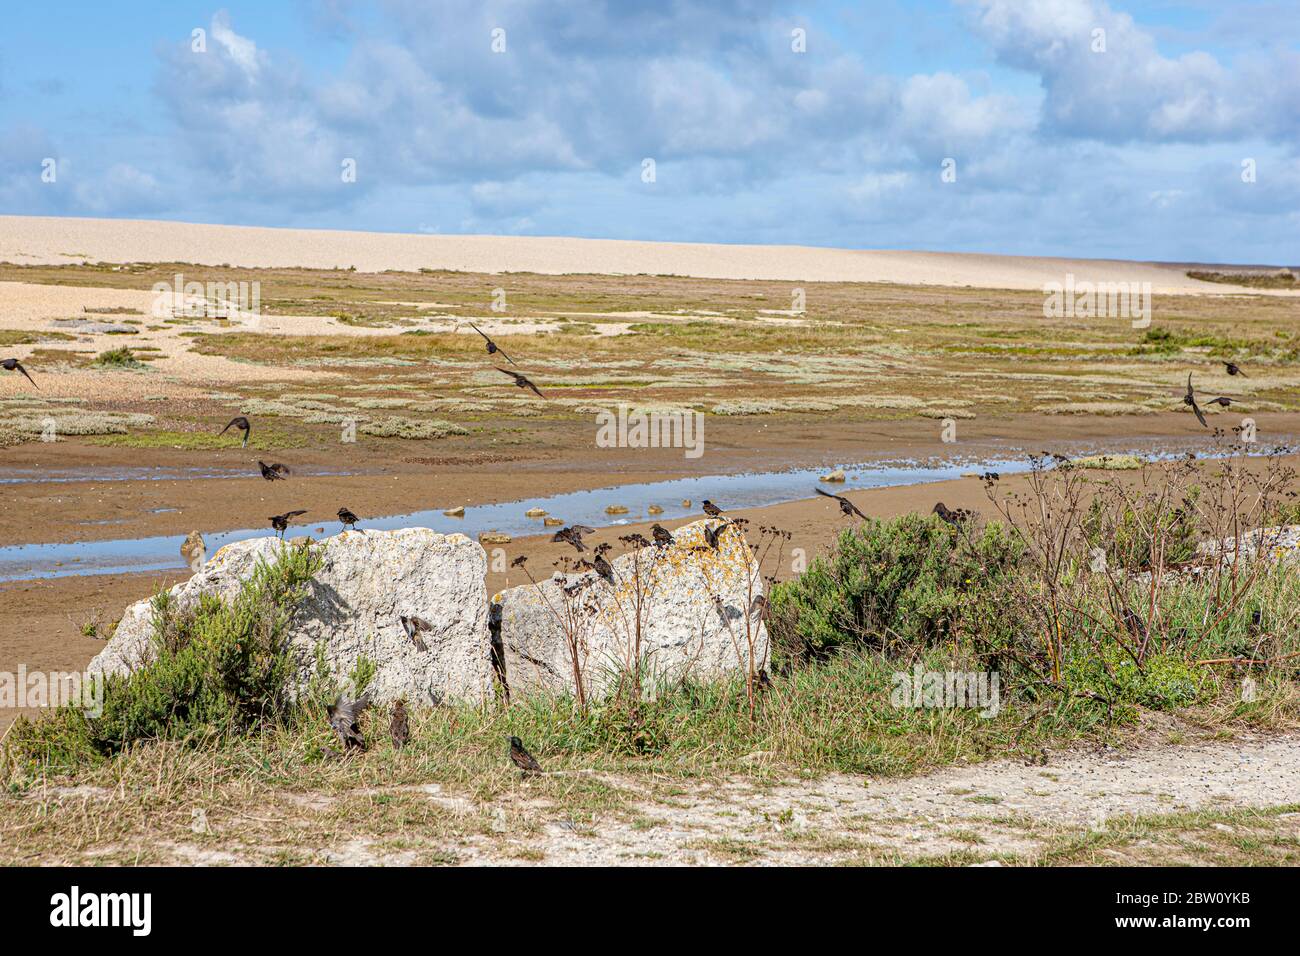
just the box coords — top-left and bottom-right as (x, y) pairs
(469, 322), (516, 365)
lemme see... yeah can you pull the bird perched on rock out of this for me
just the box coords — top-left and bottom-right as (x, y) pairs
(509, 735), (542, 775)
(257, 460), (290, 481)
(591, 552), (615, 584)
(932, 502), (975, 527)
(327, 691), (372, 752)
(702, 499), (725, 518)
(814, 487), (867, 520)
(337, 507), (359, 531)
(496, 367), (544, 398)
(552, 524), (595, 552)
(400, 614), (432, 652)
(651, 523), (675, 547)
(390, 700), (409, 749)
(1223, 361), (1247, 377)
(2, 357), (38, 388)
(218, 415), (251, 447)
(268, 510), (307, 537)
(1184, 373), (1208, 427)
(749, 593), (768, 622)
(469, 322), (515, 365)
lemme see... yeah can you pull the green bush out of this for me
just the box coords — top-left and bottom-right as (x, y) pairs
(1083, 488), (1200, 571)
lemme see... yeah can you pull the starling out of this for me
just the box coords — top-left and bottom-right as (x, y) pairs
(749, 593), (768, 621)
(268, 510), (307, 537)
(1205, 396), (1232, 408)
(327, 691), (372, 752)
(337, 507), (360, 531)
(469, 322), (516, 365)
(496, 367), (544, 398)
(814, 487), (867, 520)
(591, 553), (616, 584)
(509, 735), (542, 775)
(510, 554), (528, 569)
(1183, 373), (1208, 428)
(701, 500), (724, 518)
(0, 358), (37, 389)
(400, 614), (432, 652)
(1223, 361), (1247, 377)
(704, 521), (728, 550)
(1121, 607), (1148, 641)
(218, 415), (251, 447)
(756, 668), (772, 693)
(258, 460), (290, 481)
(932, 502), (975, 526)
(390, 700), (409, 749)
(552, 524), (596, 552)
(651, 523), (675, 547)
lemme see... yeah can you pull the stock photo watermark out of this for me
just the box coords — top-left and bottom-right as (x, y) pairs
(1, 666), (103, 718)
(595, 404), (704, 459)
(1043, 273), (1151, 329)
(891, 664), (1001, 718)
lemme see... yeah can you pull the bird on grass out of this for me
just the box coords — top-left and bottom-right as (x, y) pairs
(2, 358), (38, 389)
(327, 691), (372, 752)
(509, 735), (542, 776)
(755, 668), (772, 694)
(1223, 361), (1247, 377)
(814, 487), (867, 520)
(496, 367), (544, 398)
(337, 507), (360, 531)
(552, 524), (596, 552)
(932, 502), (975, 527)
(651, 523), (675, 547)
(390, 700), (409, 749)
(268, 510), (307, 537)
(701, 500), (725, 518)
(1184, 372), (1209, 427)
(469, 322), (516, 365)
(400, 614), (432, 652)
(218, 416), (251, 447)
(257, 460), (290, 481)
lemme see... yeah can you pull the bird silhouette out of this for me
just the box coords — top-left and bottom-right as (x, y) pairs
(701, 500), (724, 518)
(327, 691), (372, 752)
(703, 521), (728, 550)
(268, 510), (307, 537)
(337, 507), (359, 531)
(509, 735), (542, 775)
(1184, 372), (1208, 427)
(1, 358), (38, 389)
(814, 487), (867, 519)
(258, 460), (290, 481)
(552, 524), (596, 552)
(400, 614), (432, 652)
(1223, 361), (1247, 377)
(390, 700), (409, 749)
(469, 322), (516, 365)
(1205, 396), (1233, 408)
(496, 367), (544, 398)
(651, 523), (675, 547)
(218, 416), (251, 447)
(932, 502), (975, 527)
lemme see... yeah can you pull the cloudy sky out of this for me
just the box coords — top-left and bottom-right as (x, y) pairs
(1, 0), (1296, 262)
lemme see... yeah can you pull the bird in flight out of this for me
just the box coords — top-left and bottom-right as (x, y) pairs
(258, 460), (290, 481)
(651, 523), (675, 547)
(218, 416), (251, 447)
(469, 322), (516, 365)
(390, 700), (409, 750)
(1, 358), (38, 389)
(497, 367), (544, 398)
(337, 507), (360, 531)
(268, 510), (307, 537)
(509, 735), (542, 775)
(552, 524), (596, 552)
(400, 614), (432, 652)
(932, 502), (975, 527)
(1222, 361), (1247, 377)
(1184, 373), (1208, 427)
(701, 500), (725, 518)
(703, 521), (728, 550)
(1205, 395), (1233, 408)
(814, 487), (867, 520)
(327, 691), (372, 752)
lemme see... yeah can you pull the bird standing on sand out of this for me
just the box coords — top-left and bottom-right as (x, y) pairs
(1223, 361), (1247, 377)
(327, 691), (372, 752)
(702, 500), (725, 518)
(258, 460), (290, 481)
(553, 524), (596, 552)
(1184, 372), (1208, 427)
(390, 700), (409, 749)
(469, 322), (516, 365)
(651, 523), (675, 547)
(814, 487), (867, 520)
(509, 735), (542, 775)
(268, 510), (307, 537)
(1, 358), (38, 389)
(218, 416), (251, 447)
(337, 507), (360, 531)
(932, 502), (975, 527)
(496, 367), (545, 398)
(400, 614), (432, 652)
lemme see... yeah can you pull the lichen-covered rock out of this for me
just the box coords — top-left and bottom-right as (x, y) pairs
(89, 528), (492, 705)
(493, 519), (768, 699)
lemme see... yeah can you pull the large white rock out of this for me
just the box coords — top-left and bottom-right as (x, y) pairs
(89, 528), (493, 705)
(493, 519), (769, 699)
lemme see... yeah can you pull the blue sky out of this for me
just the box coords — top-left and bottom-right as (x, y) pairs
(1, 0), (1296, 262)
